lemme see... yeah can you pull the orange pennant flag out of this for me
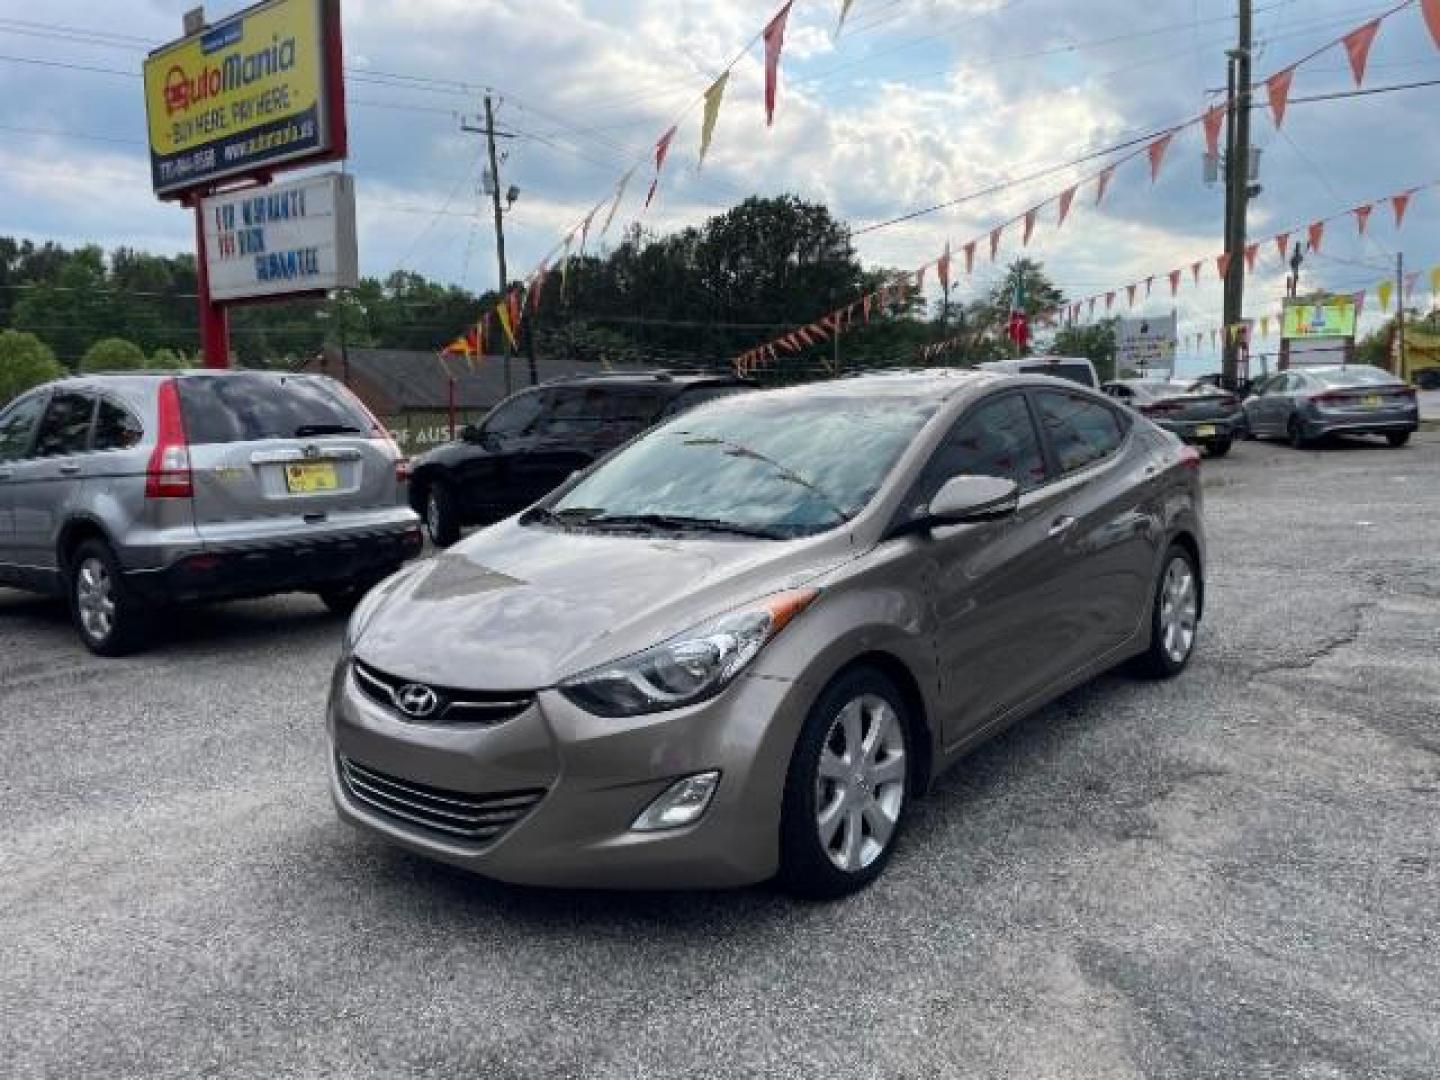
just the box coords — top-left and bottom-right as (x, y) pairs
(989, 226), (1002, 261)
(1058, 185), (1077, 228)
(1275, 231), (1291, 261)
(963, 241), (976, 275)
(1147, 130), (1175, 182)
(1126, 283), (1137, 307)
(1023, 207), (1038, 246)
(1245, 242), (1259, 271)
(1216, 252), (1231, 281)
(1191, 260), (1203, 285)
(937, 243), (951, 290)
(1352, 204), (1373, 236)
(1169, 269), (1182, 296)
(1203, 103), (1225, 157)
(1426, 0), (1440, 48)
(1392, 191), (1413, 229)
(1308, 220), (1325, 253)
(1342, 20), (1381, 87)
(1266, 66), (1296, 129)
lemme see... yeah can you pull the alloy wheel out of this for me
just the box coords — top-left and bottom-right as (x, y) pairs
(75, 557), (115, 643)
(814, 694), (907, 873)
(1159, 557), (1198, 664)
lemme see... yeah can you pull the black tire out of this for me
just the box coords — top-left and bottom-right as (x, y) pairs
(1386, 431), (1411, 448)
(777, 666), (914, 900)
(67, 538), (151, 657)
(1133, 543), (1201, 680)
(1206, 437), (1232, 459)
(1287, 416), (1311, 450)
(422, 478), (461, 548)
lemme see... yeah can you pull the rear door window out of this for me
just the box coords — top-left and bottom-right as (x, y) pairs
(0, 393), (47, 461)
(32, 391), (95, 457)
(92, 397), (144, 452)
(540, 388), (608, 436)
(1035, 391), (1125, 474)
(177, 374), (370, 444)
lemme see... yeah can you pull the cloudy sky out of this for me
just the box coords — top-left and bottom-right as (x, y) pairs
(1, 0), (1438, 370)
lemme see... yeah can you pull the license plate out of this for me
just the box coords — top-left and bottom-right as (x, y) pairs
(1361, 395), (1382, 408)
(1195, 425), (1217, 438)
(284, 462), (339, 493)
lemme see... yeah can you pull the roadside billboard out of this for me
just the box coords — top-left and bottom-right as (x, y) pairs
(1116, 312), (1178, 375)
(1282, 297), (1357, 340)
(201, 172), (358, 301)
(143, 0), (345, 198)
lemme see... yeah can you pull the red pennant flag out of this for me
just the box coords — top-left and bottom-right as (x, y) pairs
(1216, 252), (1231, 281)
(989, 227), (1002, 261)
(1095, 165), (1116, 205)
(775, 336), (798, 354)
(507, 288), (523, 337)
(530, 263), (547, 312)
(1023, 207), (1038, 246)
(796, 326), (815, 347)
(1058, 185), (1077, 228)
(1308, 220), (1325, 253)
(1275, 231), (1291, 261)
(1203, 103), (1225, 157)
(1147, 130), (1175, 183)
(1426, 0), (1440, 48)
(809, 321), (829, 342)
(937, 243), (951, 291)
(1126, 283), (1137, 307)
(1169, 269), (1182, 296)
(1266, 66), (1296, 129)
(644, 125), (678, 208)
(1245, 243), (1259, 272)
(1392, 191), (1413, 229)
(916, 265), (927, 292)
(1342, 20), (1381, 87)
(963, 241), (976, 275)
(762, 2), (794, 127)
(1191, 260), (1203, 285)
(1352, 204), (1373, 236)
(1105, 291), (1115, 311)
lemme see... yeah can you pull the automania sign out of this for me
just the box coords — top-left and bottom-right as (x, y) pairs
(143, 0), (341, 197)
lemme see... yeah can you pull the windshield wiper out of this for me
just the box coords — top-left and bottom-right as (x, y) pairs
(673, 434), (850, 524)
(518, 505), (606, 528)
(294, 423), (363, 437)
(583, 513), (786, 540)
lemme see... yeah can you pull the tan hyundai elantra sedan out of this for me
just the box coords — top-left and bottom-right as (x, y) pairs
(329, 370), (1204, 897)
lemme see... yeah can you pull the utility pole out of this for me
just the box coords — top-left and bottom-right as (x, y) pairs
(1221, 0), (1252, 388)
(1395, 252), (1407, 379)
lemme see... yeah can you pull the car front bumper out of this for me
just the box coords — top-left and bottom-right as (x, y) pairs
(126, 517), (423, 603)
(327, 656), (808, 889)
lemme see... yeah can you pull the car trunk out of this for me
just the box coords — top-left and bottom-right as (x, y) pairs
(1311, 386), (1414, 412)
(1142, 390), (1238, 423)
(177, 374), (398, 544)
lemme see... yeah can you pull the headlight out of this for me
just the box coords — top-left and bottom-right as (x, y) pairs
(559, 588), (819, 717)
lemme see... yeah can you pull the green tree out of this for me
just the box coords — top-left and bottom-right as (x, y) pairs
(149, 347), (187, 369)
(1051, 317), (1119, 380)
(0, 330), (63, 404)
(81, 337), (147, 373)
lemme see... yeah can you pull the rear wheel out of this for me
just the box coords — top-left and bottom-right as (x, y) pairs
(1134, 544), (1200, 679)
(778, 666), (912, 900)
(422, 479), (461, 548)
(1206, 437), (1232, 458)
(1386, 431), (1411, 448)
(68, 539), (150, 656)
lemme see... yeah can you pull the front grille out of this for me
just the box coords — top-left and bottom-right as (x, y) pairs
(338, 756), (546, 842)
(352, 660), (533, 726)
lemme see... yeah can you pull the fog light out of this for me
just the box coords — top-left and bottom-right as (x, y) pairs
(631, 771), (720, 832)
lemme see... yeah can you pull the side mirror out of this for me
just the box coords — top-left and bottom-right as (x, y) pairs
(928, 475), (1019, 525)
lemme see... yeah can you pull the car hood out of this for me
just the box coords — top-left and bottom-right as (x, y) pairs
(353, 518), (858, 690)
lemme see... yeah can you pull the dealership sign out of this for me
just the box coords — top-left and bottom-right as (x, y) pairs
(201, 172), (357, 301)
(1282, 297), (1357, 340)
(143, 0), (344, 197)
(1116, 312), (1178, 374)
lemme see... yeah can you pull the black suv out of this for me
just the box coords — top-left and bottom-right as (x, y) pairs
(409, 371), (755, 545)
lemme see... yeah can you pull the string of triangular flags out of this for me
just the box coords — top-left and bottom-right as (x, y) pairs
(733, 0), (1440, 374)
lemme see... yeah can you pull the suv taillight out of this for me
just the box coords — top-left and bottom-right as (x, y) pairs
(145, 379), (193, 499)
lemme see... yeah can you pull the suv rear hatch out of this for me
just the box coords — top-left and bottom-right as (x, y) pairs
(176, 373), (404, 545)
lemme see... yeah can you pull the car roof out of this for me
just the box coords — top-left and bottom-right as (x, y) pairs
(538, 369), (754, 390)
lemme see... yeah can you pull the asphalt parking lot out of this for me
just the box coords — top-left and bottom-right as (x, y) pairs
(3, 432), (1437, 1079)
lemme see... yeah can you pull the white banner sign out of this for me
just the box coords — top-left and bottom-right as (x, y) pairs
(1117, 312), (1178, 374)
(202, 171), (357, 301)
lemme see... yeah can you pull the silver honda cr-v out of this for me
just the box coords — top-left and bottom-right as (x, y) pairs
(330, 370), (1204, 898)
(0, 370), (422, 654)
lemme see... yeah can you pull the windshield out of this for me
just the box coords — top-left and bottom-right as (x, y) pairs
(548, 393), (939, 538)
(1313, 366), (1397, 387)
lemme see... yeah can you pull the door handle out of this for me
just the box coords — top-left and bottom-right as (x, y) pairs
(59, 464), (82, 476)
(1049, 515), (1077, 537)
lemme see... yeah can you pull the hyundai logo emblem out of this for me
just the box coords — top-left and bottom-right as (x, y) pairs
(395, 683), (440, 718)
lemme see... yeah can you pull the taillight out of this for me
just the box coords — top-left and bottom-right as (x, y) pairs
(395, 458), (411, 483)
(1178, 445), (1202, 470)
(1312, 392), (1347, 406)
(145, 379), (193, 499)
(1140, 401), (1180, 415)
(1395, 387), (1417, 400)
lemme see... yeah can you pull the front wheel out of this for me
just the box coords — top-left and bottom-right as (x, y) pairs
(1288, 417), (1312, 450)
(1134, 544), (1201, 679)
(778, 667), (912, 900)
(1206, 437), (1232, 458)
(68, 539), (151, 656)
(1386, 431), (1411, 448)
